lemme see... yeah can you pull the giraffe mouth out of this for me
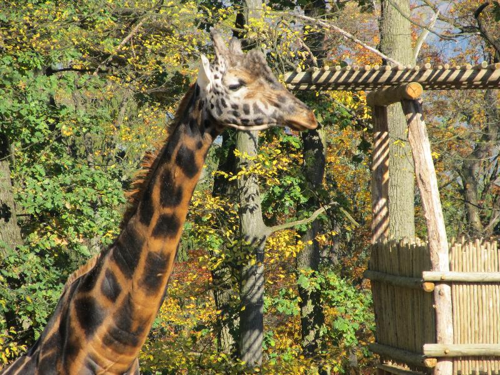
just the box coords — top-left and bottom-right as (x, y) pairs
(224, 116), (317, 132)
(225, 122), (280, 131)
(286, 119), (317, 131)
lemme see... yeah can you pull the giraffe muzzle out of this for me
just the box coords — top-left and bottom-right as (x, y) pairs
(285, 111), (318, 131)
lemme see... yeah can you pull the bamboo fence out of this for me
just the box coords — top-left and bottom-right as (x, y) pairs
(369, 239), (435, 372)
(368, 238), (500, 375)
(449, 238), (500, 375)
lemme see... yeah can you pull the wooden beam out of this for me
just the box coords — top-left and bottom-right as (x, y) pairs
(423, 344), (500, 357)
(370, 343), (437, 368)
(284, 63), (500, 91)
(371, 106), (389, 243)
(422, 271), (500, 282)
(364, 270), (430, 291)
(365, 269), (435, 292)
(402, 99), (453, 374)
(366, 83), (423, 107)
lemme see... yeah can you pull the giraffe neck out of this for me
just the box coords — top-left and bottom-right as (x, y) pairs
(119, 85), (216, 298)
(28, 85), (220, 375)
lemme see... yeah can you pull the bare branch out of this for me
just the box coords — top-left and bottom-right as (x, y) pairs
(474, 2), (500, 57)
(387, 0), (454, 41)
(93, 16), (149, 75)
(413, 9), (440, 62)
(267, 203), (334, 234)
(484, 211), (500, 235)
(339, 207), (360, 228)
(288, 13), (405, 68)
(420, 0), (463, 30)
(45, 66), (94, 76)
(297, 37), (318, 67)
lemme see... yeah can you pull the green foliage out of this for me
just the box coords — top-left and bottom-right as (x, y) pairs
(267, 270), (374, 371)
(0, 0), (169, 354)
(316, 272), (374, 349)
(0, 66), (130, 352)
(493, 2), (500, 22)
(0, 244), (63, 356)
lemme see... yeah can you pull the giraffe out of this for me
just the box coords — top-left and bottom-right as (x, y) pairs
(1, 31), (317, 375)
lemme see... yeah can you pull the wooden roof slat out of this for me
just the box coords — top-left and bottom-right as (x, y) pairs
(285, 62), (500, 91)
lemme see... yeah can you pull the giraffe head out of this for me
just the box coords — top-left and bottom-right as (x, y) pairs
(197, 31), (317, 132)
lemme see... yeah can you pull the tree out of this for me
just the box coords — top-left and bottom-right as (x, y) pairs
(459, 89), (499, 237)
(296, 0), (327, 360)
(457, 3), (500, 237)
(0, 134), (23, 258)
(419, 0), (500, 238)
(379, 0), (416, 240)
(236, 130), (268, 367)
(211, 131), (240, 357)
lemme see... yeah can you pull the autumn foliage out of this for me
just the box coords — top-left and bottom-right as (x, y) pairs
(1, 0), (499, 373)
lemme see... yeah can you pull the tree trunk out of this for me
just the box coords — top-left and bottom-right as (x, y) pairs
(211, 131), (239, 356)
(379, 0), (415, 240)
(235, 0), (266, 367)
(460, 89), (499, 237)
(237, 130), (267, 367)
(0, 133), (23, 256)
(212, 265), (239, 356)
(297, 129), (326, 358)
(297, 0), (327, 359)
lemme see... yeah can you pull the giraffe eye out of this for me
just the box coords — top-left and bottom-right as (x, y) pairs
(228, 80), (245, 91)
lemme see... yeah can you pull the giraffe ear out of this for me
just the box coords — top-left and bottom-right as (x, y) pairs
(229, 37), (243, 57)
(211, 30), (230, 61)
(197, 54), (213, 92)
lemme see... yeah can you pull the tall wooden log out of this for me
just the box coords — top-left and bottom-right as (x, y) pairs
(402, 99), (453, 375)
(371, 106), (390, 243)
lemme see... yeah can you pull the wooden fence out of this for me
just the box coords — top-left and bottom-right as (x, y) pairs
(449, 239), (500, 375)
(367, 238), (500, 374)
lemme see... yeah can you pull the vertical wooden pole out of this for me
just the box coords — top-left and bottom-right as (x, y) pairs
(402, 99), (453, 375)
(371, 105), (390, 244)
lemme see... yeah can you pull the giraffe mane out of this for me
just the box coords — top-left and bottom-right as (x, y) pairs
(120, 83), (198, 229)
(61, 252), (101, 293)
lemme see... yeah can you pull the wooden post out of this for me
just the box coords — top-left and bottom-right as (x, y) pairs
(367, 82), (423, 107)
(402, 99), (453, 375)
(371, 105), (390, 243)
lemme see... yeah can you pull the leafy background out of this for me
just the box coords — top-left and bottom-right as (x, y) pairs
(0, 0), (499, 373)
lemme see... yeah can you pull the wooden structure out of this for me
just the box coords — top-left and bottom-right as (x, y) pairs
(284, 62), (500, 91)
(369, 238), (500, 374)
(284, 62), (500, 375)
